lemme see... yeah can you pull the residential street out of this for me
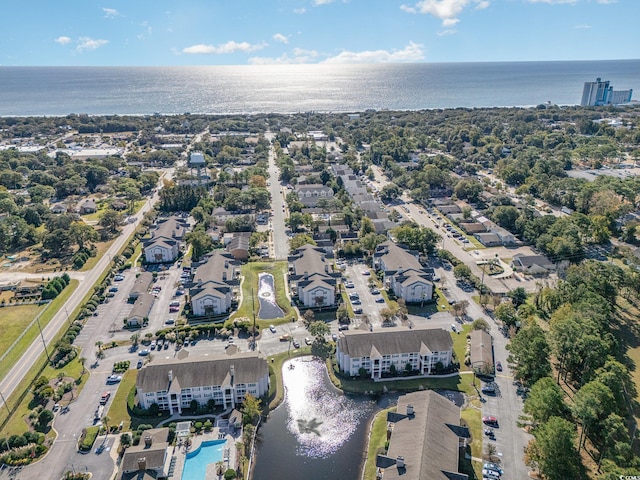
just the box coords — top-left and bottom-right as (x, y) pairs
(265, 132), (289, 261)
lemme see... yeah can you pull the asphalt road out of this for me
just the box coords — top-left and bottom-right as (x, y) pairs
(435, 261), (532, 479)
(265, 133), (289, 261)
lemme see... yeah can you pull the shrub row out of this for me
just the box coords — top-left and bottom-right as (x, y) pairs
(41, 273), (71, 300)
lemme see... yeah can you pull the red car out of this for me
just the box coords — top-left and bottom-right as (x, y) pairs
(482, 416), (498, 427)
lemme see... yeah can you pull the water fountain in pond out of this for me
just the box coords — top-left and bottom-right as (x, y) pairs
(257, 272), (284, 319)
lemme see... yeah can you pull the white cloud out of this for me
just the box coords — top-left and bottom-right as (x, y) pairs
(293, 8), (307, 14)
(76, 37), (109, 52)
(55, 36), (71, 45)
(437, 29), (457, 36)
(574, 24), (592, 28)
(322, 41), (424, 64)
(273, 33), (289, 44)
(596, 0), (616, 3)
(314, 0), (335, 4)
(401, 0), (489, 26)
(102, 7), (120, 18)
(183, 41), (267, 55)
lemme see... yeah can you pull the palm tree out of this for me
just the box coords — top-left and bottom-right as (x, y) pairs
(102, 416), (110, 436)
(215, 461), (225, 479)
(79, 357), (86, 375)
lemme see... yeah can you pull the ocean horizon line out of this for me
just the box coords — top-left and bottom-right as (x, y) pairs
(1, 58), (639, 68)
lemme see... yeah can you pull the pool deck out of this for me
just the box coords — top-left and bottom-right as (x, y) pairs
(170, 426), (238, 479)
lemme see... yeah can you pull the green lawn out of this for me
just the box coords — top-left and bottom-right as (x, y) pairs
(363, 407), (393, 480)
(0, 280), (79, 381)
(453, 325), (472, 372)
(231, 261), (296, 327)
(462, 406), (483, 479)
(106, 369), (139, 431)
(434, 288), (452, 312)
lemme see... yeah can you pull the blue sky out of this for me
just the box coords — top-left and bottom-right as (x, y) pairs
(1, 0), (637, 66)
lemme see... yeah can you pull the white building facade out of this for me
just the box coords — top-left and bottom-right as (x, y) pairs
(336, 327), (453, 379)
(137, 353), (269, 414)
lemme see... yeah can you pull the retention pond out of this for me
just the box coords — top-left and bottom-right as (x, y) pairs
(252, 357), (382, 480)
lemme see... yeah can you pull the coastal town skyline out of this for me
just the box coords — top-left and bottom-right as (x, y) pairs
(0, 0), (637, 67)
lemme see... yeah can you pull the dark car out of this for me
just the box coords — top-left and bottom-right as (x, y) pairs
(496, 361), (502, 371)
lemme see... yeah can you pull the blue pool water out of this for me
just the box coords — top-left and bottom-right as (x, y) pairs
(182, 439), (226, 480)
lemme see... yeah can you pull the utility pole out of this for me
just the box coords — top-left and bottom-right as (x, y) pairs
(36, 315), (50, 362)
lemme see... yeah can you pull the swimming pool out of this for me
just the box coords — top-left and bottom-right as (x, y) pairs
(182, 439), (226, 480)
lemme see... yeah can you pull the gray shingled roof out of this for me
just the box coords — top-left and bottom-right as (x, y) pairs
(131, 272), (154, 297)
(129, 293), (155, 320)
(337, 327), (452, 358)
(120, 428), (168, 474)
(375, 241), (423, 272)
(381, 390), (468, 480)
(291, 245), (329, 276)
(470, 329), (493, 373)
(192, 251), (236, 285)
(137, 352), (268, 393)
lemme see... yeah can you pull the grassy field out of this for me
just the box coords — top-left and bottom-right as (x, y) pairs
(0, 280), (79, 381)
(106, 369), (139, 431)
(231, 261), (297, 327)
(453, 324), (472, 372)
(461, 406), (483, 478)
(362, 407), (393, 480)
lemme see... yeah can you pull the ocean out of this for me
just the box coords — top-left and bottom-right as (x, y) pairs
(0, 60), (638, 117)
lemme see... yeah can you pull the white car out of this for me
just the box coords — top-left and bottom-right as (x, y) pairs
(269, 325), (276, 333)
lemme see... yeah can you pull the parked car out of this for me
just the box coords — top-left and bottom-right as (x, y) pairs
(483, 463), (503, 475)
(269, 325), (276, 333)
(482, 468), (501, 479)
(100, 392), (111, 405)
(338, 324), (349, 331)
(165, 318), (175, 325)
(496, 361), (503, 372)
(114, 275), (125, 281)
(375, 297), (385, 303)
(109, 287), (118, 292)
(331, 334), (338, 341)
(138, 349), (150, 356)
(353, 307), (363, 314)
(169, 301), (180, 307)
(305, 337), (312, 345)
(292, 340), (300, 349)
(362, 270), (371, 276)
(137, 360), (143, 369)
(482, 416), (498, 427)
